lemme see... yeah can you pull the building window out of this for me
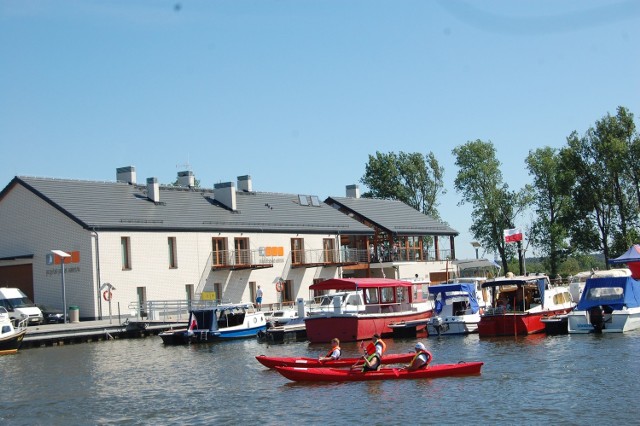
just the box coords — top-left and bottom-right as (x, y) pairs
(213, 283), (222, 303)
(212, 237), (228, 266)
(168, 237), (178, 268)
(235, 237), (250, 265)
(291, 238), (304, 264)
(121, 237), (131, 270)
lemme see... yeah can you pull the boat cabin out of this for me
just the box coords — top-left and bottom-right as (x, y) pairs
(190, 303), (256, 331)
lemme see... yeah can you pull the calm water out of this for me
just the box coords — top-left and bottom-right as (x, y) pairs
(2, 330), (640, 425)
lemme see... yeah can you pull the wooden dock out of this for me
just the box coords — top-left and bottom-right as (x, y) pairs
(21, 319), (187, 349)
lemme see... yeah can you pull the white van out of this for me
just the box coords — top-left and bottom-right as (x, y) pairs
(0, 287), (44, 326)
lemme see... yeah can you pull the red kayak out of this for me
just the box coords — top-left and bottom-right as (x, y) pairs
(256, 352), (416, 369)
(273, 362), (484, 382)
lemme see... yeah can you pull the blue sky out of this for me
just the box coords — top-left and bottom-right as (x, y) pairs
(1, 0), (639, 260)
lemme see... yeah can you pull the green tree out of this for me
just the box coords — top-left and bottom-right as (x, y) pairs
(525, 147), (572, 277)
(561, 130), (617, 263)
(360, 151), (445, 218)
(560, 107), (640, 263)
(452, 140), (532, 273)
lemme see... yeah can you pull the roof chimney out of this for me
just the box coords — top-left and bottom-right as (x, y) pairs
(147, 177), (160, 203)
(346, 184), (360, 198)
(177, 170), (195, 188)
(116, 166), (136, 184)
(214, 182), (237, 211)
(237, 175), (252, 192)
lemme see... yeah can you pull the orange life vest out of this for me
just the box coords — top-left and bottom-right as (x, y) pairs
(325, 345), (341, 359)
(411, 349), (432, 369)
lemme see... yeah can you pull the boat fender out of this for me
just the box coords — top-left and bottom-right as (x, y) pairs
(103, 290), (112, 302)
(253, 317), (257, 323)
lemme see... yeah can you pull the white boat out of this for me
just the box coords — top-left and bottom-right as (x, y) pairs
(567, 275), (640, 333)
(0, 306), (28, 355)
(426, 278), (487, 336)
(266, 306), (309, 326)
(160, 302), (267, 344)
(568, 269), (631, 303)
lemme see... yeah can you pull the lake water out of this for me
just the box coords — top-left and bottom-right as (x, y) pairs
(2, 330), (639, 425)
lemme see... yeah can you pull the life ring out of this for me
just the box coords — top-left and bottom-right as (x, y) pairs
(103, 290), (112, 302)
(275, 282), (283, 292)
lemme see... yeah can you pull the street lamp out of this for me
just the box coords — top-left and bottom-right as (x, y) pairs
(471, 242), (481, 259)
(51, 250), (71, 323)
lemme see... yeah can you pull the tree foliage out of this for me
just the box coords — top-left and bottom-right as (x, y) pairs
(560, 106), (640, 264)
(525, 147), (572, 276)
(452, 140), (533, 273)
(360, 151), (445, 218)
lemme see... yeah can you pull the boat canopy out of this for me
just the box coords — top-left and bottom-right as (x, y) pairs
(309, 278), (413, 291)
(609, 244), (640, 279)
(482, 277), (547, 308)
(576, 276), (640, 311)
(429, 283), (480, 314)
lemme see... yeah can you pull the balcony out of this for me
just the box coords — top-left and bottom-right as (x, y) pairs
(211, 249), (275, 271)
(289, 248), (367, 269)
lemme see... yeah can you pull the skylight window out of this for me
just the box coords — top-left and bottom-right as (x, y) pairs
(310, 195), (320, 206)
(298, 194), (309, 206)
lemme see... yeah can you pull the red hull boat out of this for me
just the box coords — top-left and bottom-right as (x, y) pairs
(256, 352), (416, 369)
(305, 278), (433, 343)
(274, 362), (484, 382)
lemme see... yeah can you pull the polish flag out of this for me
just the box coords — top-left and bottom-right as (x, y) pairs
(504, 228), (524, 243)
(187, 314), (198, 335)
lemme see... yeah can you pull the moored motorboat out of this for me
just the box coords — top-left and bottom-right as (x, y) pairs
(478, 274), (574, 337)
(568, 246), (640, 334)
(0, 306), (28, 355)
(159, 302), (266, 345)
(567, 276), (640, 333)
(273, 361), (484, 382)
(426, 279), (486, 336)
(304, 278), (433, 343)
(255, 352), (416, 369)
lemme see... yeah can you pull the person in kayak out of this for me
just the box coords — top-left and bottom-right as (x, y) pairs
(404, 342), (432, 371)
(318, 338), (341, 362)
(362, 334), (386, 372)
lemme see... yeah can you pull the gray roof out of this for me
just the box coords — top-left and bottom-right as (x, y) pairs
(326, 196), (458, 236)
(2, 177), (373, 235)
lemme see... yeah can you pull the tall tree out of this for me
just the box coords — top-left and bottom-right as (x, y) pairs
(360, 151), (445, 218)
(561, 107), (640, 262)
(525, 147), (572, 277)
(561, 131), (617, 263)
(452, 140), (532, 273)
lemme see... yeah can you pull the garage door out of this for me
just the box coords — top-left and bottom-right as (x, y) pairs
(0, 264), (34, 300)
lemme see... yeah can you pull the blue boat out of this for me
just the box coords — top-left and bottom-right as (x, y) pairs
(426, 281), (482, 336)
(567, 275), (640, 334)
(160, 303), (267, 345)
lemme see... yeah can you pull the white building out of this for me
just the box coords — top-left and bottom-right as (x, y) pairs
(0, 167), (459, 320)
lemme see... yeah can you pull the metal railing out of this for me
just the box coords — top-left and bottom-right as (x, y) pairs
(211, 249), (277, 268)
(290, 248), (368, 265)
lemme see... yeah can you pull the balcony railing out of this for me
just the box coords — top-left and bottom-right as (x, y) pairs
(290, 248), (368, 268)
(371, 247), (453, 263)
(211, 249), (275, 270)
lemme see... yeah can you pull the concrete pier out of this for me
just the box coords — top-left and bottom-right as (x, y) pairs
(21, 319), (187, 349)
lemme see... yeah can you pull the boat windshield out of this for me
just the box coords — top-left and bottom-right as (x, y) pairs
(585, 286), (624, 301)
